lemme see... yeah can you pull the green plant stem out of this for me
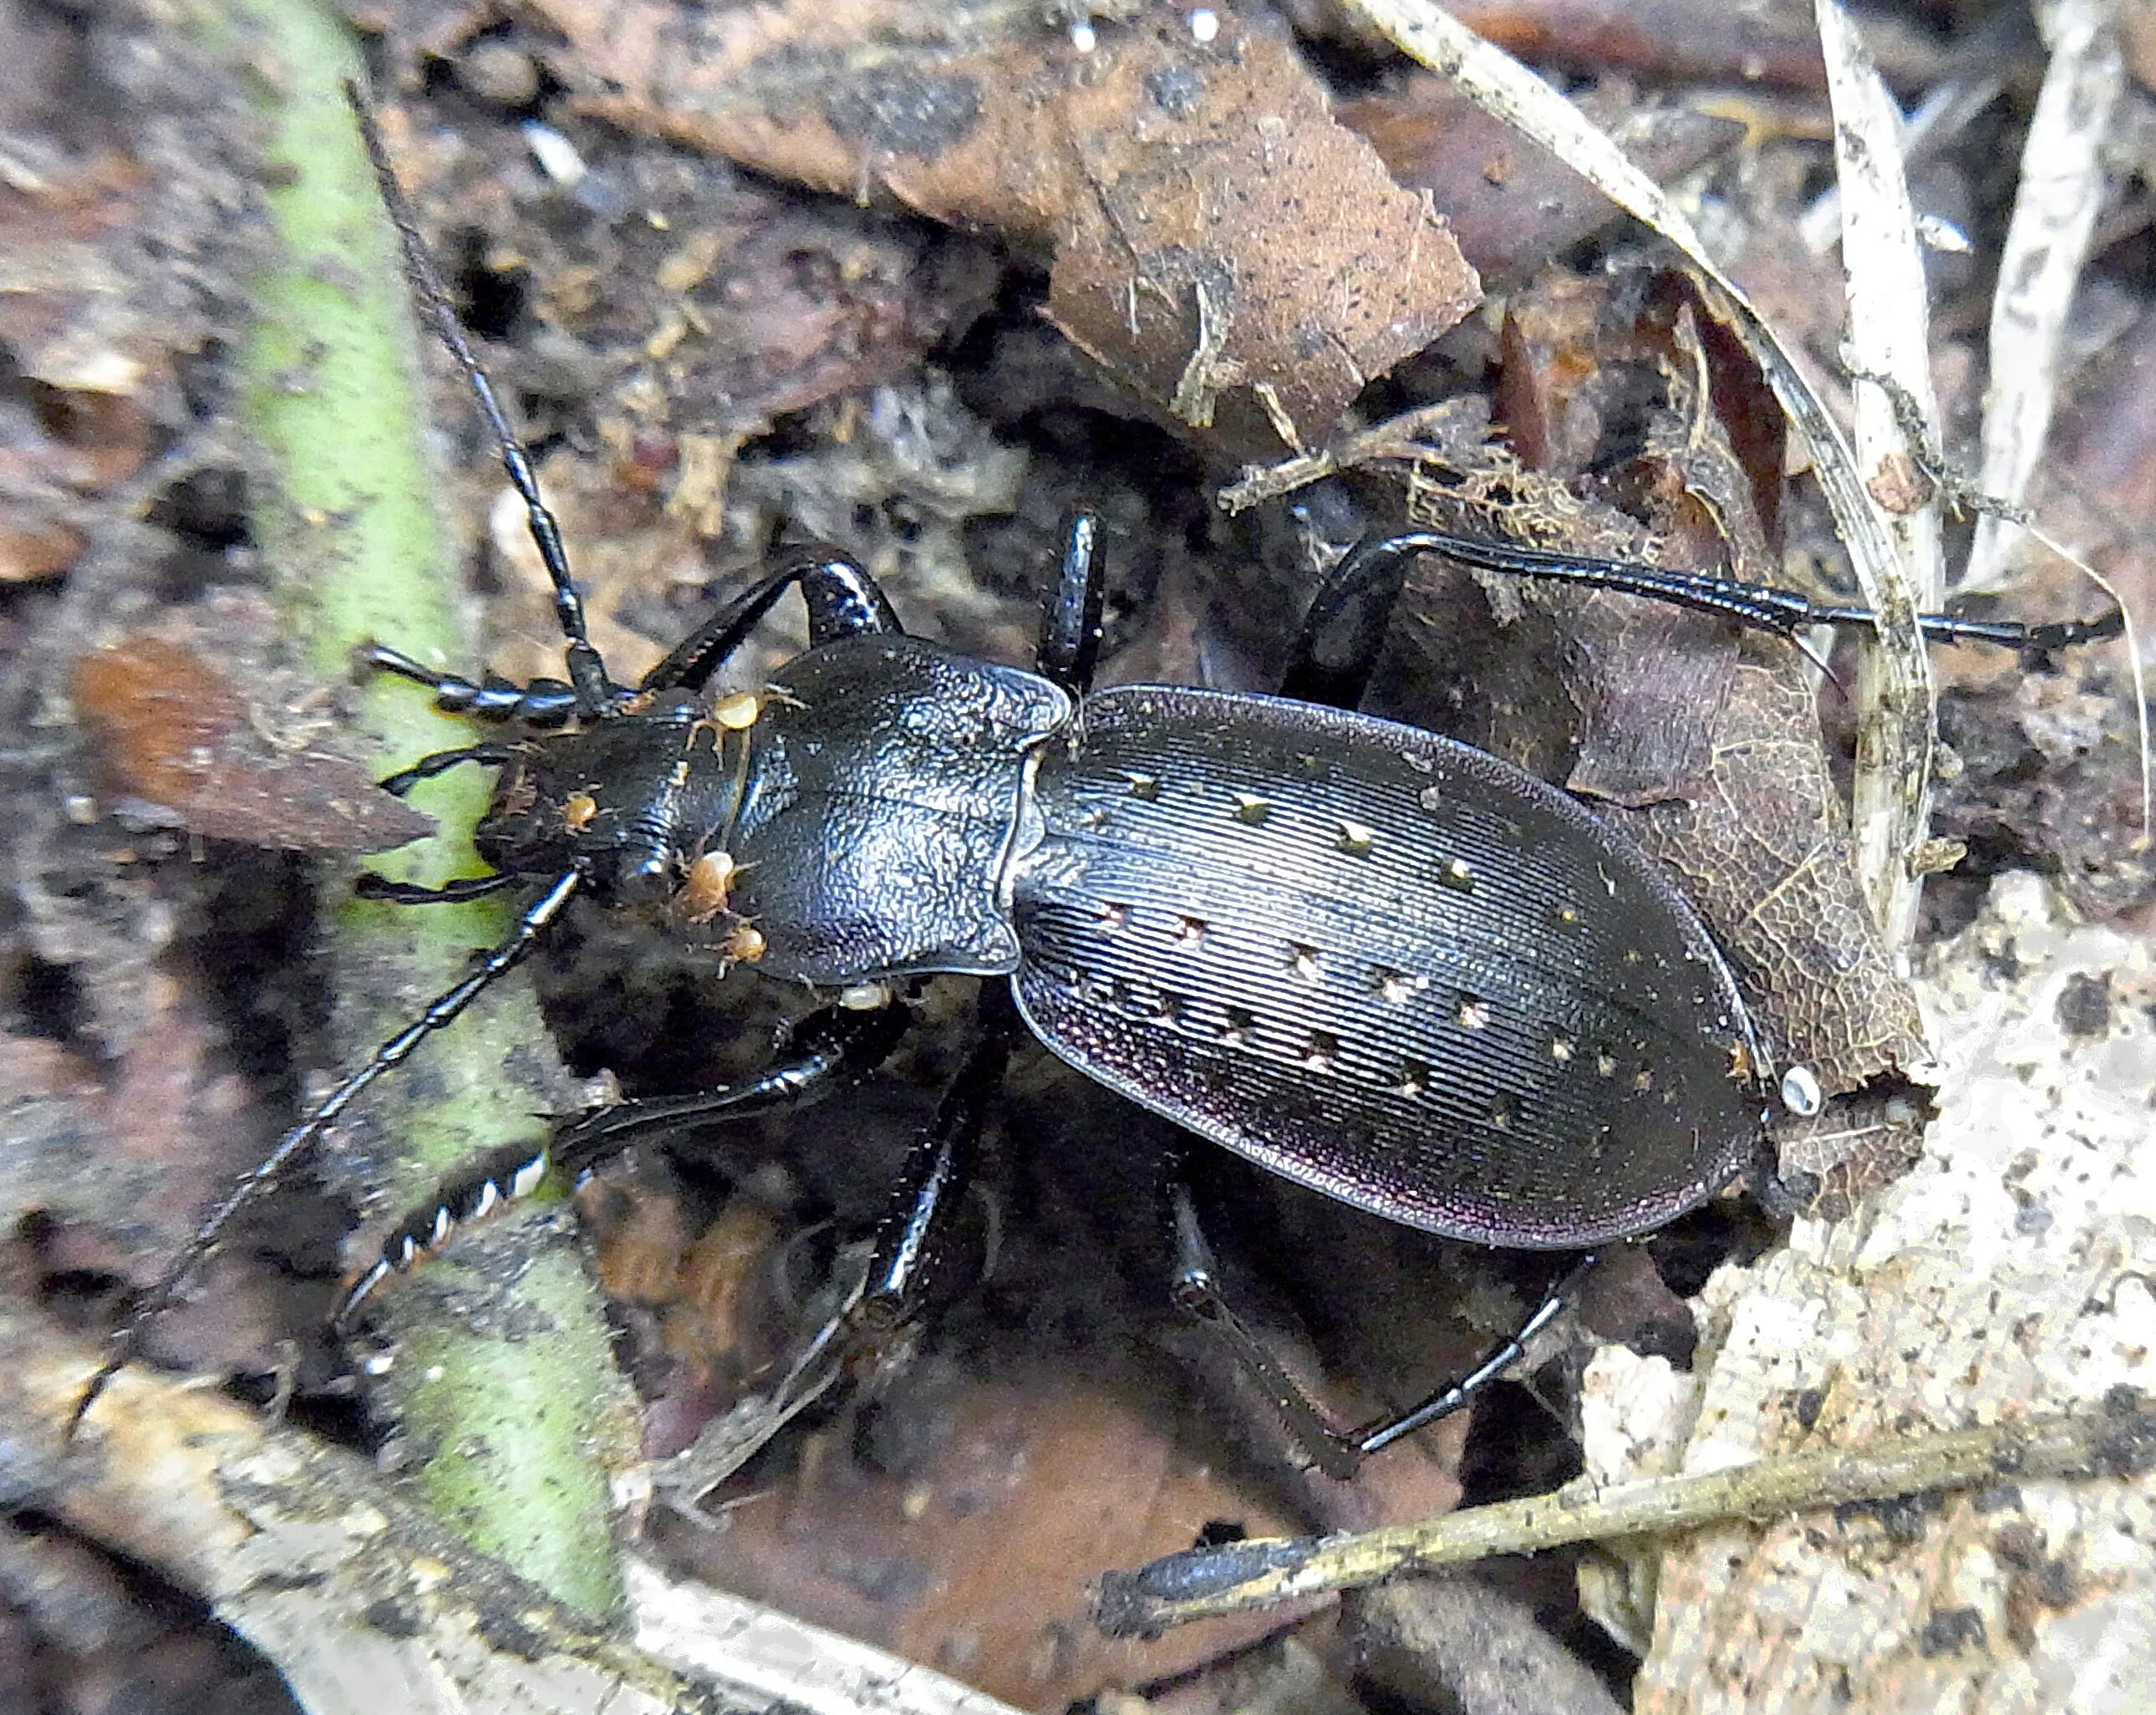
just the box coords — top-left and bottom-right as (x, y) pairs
(223, 0), (633, 1620)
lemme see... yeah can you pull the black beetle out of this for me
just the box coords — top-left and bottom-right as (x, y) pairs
(74, 94), (2118, 1476)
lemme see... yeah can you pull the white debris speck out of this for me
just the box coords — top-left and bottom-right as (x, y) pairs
(521, 121), (587, 189)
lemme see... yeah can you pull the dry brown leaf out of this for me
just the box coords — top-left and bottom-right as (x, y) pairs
(558, 3), (1480, 456)
(72, 633), (433, 853)
(1340, 73), (1742, 285)
(658, 1366), (1312, 1709)
(1387, 270), (1926, 1101)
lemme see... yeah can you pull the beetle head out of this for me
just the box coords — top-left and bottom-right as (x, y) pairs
(473, 690), (747, 919)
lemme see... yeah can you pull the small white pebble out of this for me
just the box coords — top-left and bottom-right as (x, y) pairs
(1069, 20), (1097, 53)
(1190, 8), (1219, 44)
(521, 120), (587, 189)
(1779, 1062), (1824, 1118)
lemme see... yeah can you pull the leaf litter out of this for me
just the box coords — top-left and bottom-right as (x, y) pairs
(5, 1), (2153, 1712)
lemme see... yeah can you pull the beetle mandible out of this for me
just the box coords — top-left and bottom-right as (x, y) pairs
(73, 91), (2118, 1475)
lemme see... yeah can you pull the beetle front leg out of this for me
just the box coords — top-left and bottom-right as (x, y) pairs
(640, 542), (904, 695)
(72, 869), (585, 1433)
(358, 643), (596, 726)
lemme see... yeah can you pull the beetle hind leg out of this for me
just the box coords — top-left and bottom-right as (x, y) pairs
(1167, 1165), (1599, 1478)
(1278, 534), (1418, 711)
(1166, 1171), (1366, 1480)
(1349, 1252), (1599, 1459)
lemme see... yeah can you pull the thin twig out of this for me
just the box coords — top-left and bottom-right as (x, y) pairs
(1096, 1390), (2156, 1636)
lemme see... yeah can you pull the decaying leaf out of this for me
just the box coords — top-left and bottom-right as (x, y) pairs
(1339, 72), (1742, 285)
(1339, 269), (1928, 1121)
(72, 630), (432, 853)
(558, 3), (1481, 455)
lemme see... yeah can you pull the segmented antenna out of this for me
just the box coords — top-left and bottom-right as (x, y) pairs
(343, 79), (616, 720)
(70, 869), (584, 1433)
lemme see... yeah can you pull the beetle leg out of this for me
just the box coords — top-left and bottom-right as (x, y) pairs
(1349, 1252), (1599, 1458)
(357, 643), (598, 726)
(1357, 529), (2124, 652)
(71, 868), (584, 1434)
(1165, 1170), (1366, 1481)
(1278, 534), (1417, 711)
(1167, 1168), (1603, 1477)
(546, 1002), (909, 1162)
(333, 1002), (909, 1327)
(852, 989), (1020, 1342)
(352, 873), (517, 905)
(375, 742), (517, 798)
(641, 544), (904, 695)
(1035, 511), (1106, 698)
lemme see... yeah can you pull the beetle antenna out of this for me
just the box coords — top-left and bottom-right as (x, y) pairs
(69, 868), (583, 1435)
(343, 80), (615, 721)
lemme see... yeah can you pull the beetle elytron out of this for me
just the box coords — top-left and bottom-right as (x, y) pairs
(73, 90), (2113, 1475)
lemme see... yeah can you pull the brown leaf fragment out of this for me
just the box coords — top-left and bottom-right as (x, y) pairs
(1614, 642), (1930, 1093)
(1340, 74), (1742, 285)
(564, 5), (1479, 457)
(1039, 16), (1480, 455)
(1391, 269), (1925, 1100)
(71, 635), (433, 853)
(1431, 0), (1835, 92)
(0, 518), (86, 582)
(657, 1365), (1309, 1709)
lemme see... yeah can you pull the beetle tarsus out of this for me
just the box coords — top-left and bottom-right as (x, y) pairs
(375, 743), (516, 798)
(1351, 1253), (1599, 1457)
(357, 642), (590, 726)
(353, 873), (516, 906)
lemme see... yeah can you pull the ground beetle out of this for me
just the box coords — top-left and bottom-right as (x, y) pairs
(72, 93), (2119, 1476)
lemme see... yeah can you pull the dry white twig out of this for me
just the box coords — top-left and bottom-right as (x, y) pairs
(1965, 0), (2124, 594)
(630, 1560), (1025, 1715)
(2, 1310), (1021, 1715)
(1817, 0), (1946, 945)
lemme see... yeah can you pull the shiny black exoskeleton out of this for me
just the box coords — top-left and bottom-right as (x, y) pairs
(73, 91), (2121, 1473)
